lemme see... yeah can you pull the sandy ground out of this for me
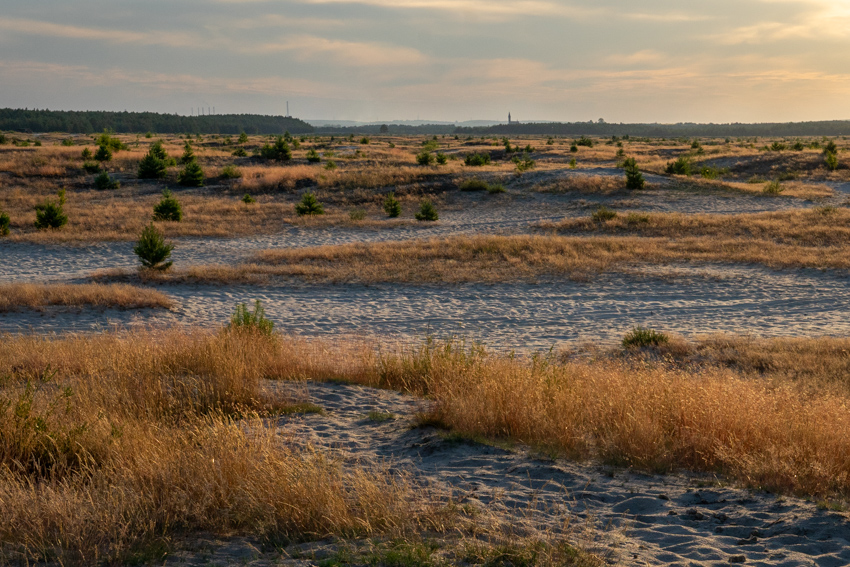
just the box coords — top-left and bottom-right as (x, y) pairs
(161, 380), (850, 566)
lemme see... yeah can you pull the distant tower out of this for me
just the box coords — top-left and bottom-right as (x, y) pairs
(508, 112), (512, 125)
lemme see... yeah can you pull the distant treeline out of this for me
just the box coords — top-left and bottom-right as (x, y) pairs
(317, 120), (850, 138)
(0, 108), (314, 135)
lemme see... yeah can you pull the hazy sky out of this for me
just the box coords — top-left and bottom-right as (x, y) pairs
(1, 0), (848, 123)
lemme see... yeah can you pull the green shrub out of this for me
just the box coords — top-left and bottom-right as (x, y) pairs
(623, 157), (645, 190)
(763, 180), (784, 195)
(306, 148), (321, 163)
(416, 151), (434, 165)
(512, 153), (535, 172)
(242, 193), (256, 204)
(93, 145), (112, 162)
(145, 131), (152, 139)
(769, 141), (786, 152)
(464, 153), (491, 166)
(229, 300), (274, 335)
(34, 189), (68, 230)
(148, 140), (174, 164)
(0, 210), (9, 236)
(134, 223), (174, 270)
(622, 326), (668, 348)
(96, 131), (127, 152)
(177, 160), (204, 187)
(178, 141), (195, 165)
(349, 208), (366, 221)
(415, 200), (439, 221)
(487, 183), (506, 194)
(324, 160), (337, 170)
(82, 161), (101, 174)
(691, 140), (702, 150)
(137, 153), (167, 179)
(61, 138), (74, 147)
(81, 148), (93, 160)
(699, 166), (728, 179)
(569, 144), (578, 153)
(665, 156), (691, 176)
(459, 179), (489, 191)
(238, 132), (249, 144)
(626, 212), (650, 224)
(232, 147), (248, 157)
(295, 192), (324, 216)
(569, 158), (577, 169)
(546, 137), (554, 145)
(0, 134), (6, 145)
(825, 152), (839, 171)
(383, 192), (402, 217)
(824, 140), (838, 155)
(575, 136), (593, 148)
(93, 170), (119, 190)
(360, 137), (370, 145)
(436, 152), (448, 165)
(153, 189), (183, 221)
(792, 141), (805, 151)
(591, 206), (616, 222)
(260, 137), (292, 161)
(220, 165), (242, 179)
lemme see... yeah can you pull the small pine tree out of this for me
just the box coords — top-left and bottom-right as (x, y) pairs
(177, 160), (204, 187)
(134, 223), (174, 270)
(306, 148), (321, 163)
(242, 193), (256, 204)
(153, 189), (183, 221)
(260, 137), (292, 161)
(34, 188), (68, 230)
(94, 145), (112, 162)
(94, 170), (120, 190)
(179, 141), (195, 165)
(825, 151), (839, 171)
(436, 152), (448, 165)
(81, 148), (93, 160)
(0, 210), (9, 236)
(238, 132), (249, 144)
(229, 300), (274, 335)
(416, 151), (434, 165)
(149, 140), (170, 162)
(623, 157), (645, 190)
(295, 192), (324, 216)
(383, 192), (402, 217)
(415, 200), (438, 221)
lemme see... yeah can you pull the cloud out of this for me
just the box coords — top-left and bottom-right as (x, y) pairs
(253, 35), (428, 66)
(0, 17), (200, 48)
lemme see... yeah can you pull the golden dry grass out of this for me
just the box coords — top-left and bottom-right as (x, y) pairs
(0, 330), (448, 564)
(0, 283), (172, 311)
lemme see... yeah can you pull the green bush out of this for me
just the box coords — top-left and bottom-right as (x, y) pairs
(178, 141), (195, 165)
(383, 192), (402, 217)
(229, 300), (274, 336)
(34, 189), (68, 230)
(0, 134), (7, 145)
(825, 152), (839, 171)
(623, 157), (645, 190)
(769, 141), (786, 152)
(792, 141), (805, 151)
(569, 144), (578, 153)
(177, 160), (204, 187)
(93, 170), (119, 190)
(93, 145), (112, 162)
(415, 200), (438, 221)
(512, 153), (535, 172)
(81, 148), (93, 160)
(699, 166), (728, 179)
(260, 137), (292, 161)
(324, 160), (337, 170)
(459, 179), (489, 192)
(665, 156), (691, 176)
(487, 183), (506, 194)
(232, 147), (248, 157)
(96, 131), (127, 152)
(61, 138), (74, 147)
(242, 193), (256, 204)
(295, 192), (324, 216)
(0, 210), (9, 236)
(824, 140), (838, 155)
(622, 326), (668, 348)
(148, 140), (174, 164)
(435, 152), (448, 165)
(238, 132), (249, 144)
(133, 223), (174, 270)
(360, 137), (370, 145)
(591, 206), (616, 222)
(220, 165), (242, 179)
(306, 149), (321, 163)
(763, 180), (784, 195)
(575, 136), (593, 148)
(82, 161), (101, 174)
(569, 158), (577, 169)
(416, 151), (434, 165)
(464, 153), (491, 166)
(153, 189), (183, 221)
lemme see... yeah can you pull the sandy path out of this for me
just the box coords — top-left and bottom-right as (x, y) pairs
(4, 265), (850, 350)
(264, 380), (850, 567)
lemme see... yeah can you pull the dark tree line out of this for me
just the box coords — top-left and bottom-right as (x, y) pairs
(0, 108), (314, 135)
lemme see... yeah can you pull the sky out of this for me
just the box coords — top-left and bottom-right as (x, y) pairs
(1, 0), (849, 123)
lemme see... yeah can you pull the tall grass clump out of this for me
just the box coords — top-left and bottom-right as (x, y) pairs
(34, 188), (68, 230)
(229, 300), (275, 335)
(763, 180), (784, 195)
(133, 223), (174, 270)
(220, 165), (242, 179)
(621, 326), (668, 348)
(153, 189), (183, 222)
(623, 157), (645, 190)
(591, 206), (616, 222)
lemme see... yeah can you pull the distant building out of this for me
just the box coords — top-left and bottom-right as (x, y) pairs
(508, 112), (518, 125)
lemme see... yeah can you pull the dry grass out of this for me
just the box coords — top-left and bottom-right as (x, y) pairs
(0, 283), (172, 311)
(0, 330), (448, 564)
